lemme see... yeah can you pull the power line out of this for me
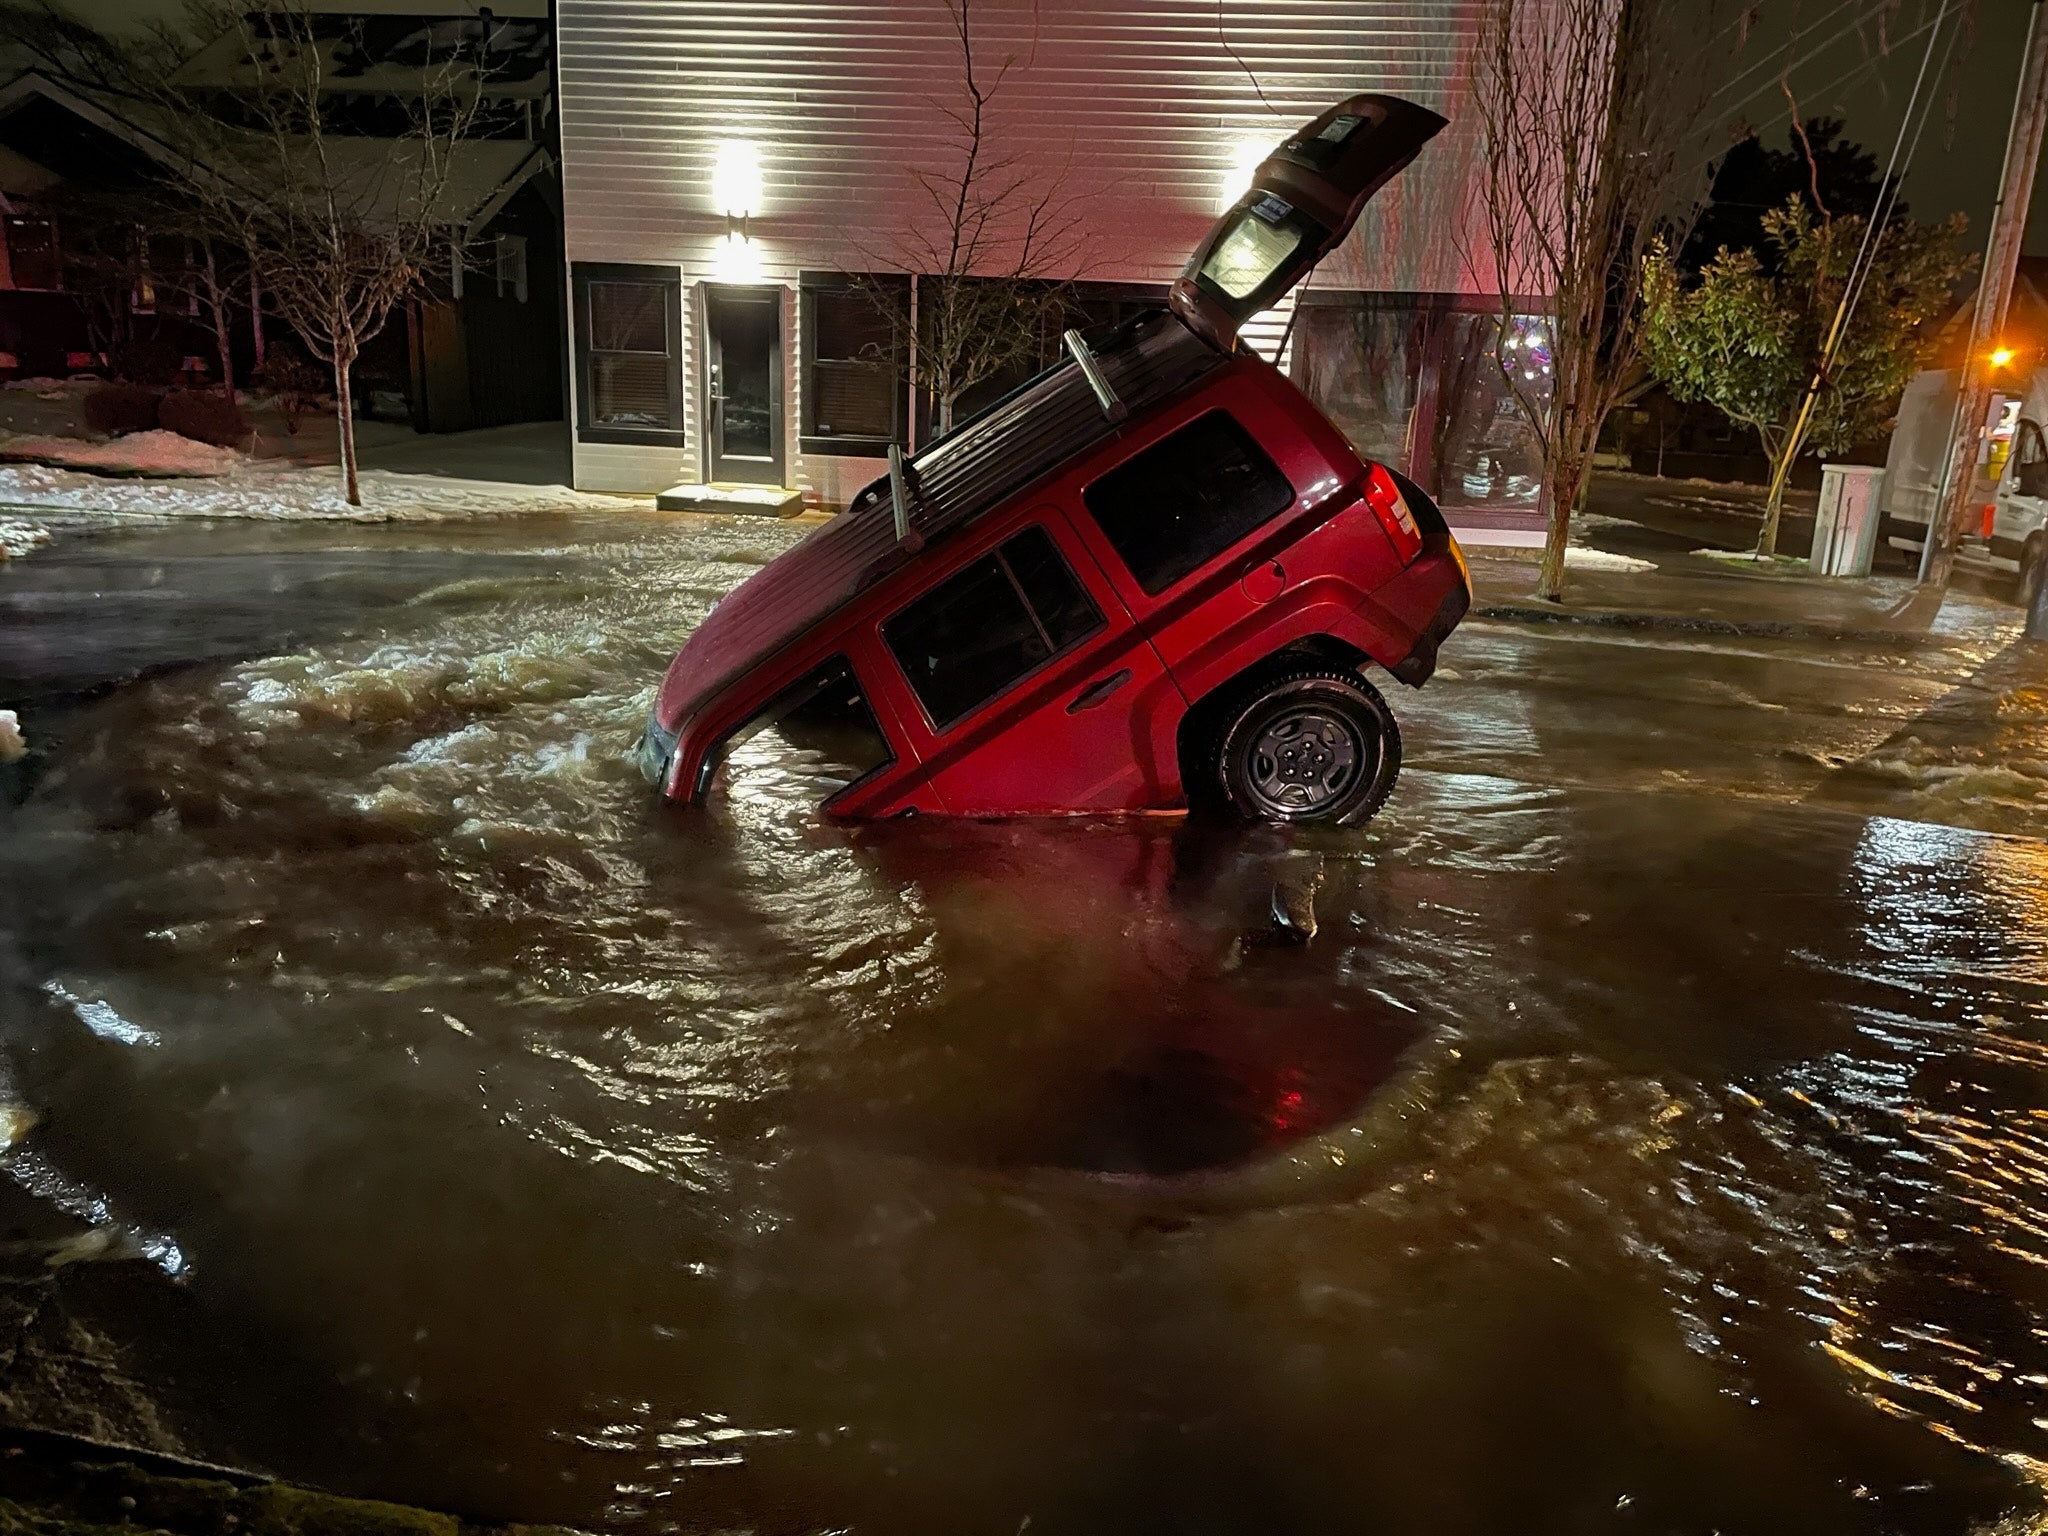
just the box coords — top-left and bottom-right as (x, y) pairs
(1684, 0), (1966, 183)
(1707, 0), (1884, 110)
(1837, 7), (1959, 338)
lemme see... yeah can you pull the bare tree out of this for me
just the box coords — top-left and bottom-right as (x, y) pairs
(164, 0), (487, 502)
(0, 0), (489, 503)
(871, 0), (1090, 437)
(1473, 0), (1747, 599)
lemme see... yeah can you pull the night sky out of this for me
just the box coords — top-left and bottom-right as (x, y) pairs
(1711, 1), (2047, 255)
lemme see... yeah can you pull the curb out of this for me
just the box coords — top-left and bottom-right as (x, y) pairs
(1470, 601), (2011, 648)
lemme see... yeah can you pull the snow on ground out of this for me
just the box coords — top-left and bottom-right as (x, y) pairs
(0, 712), (23, 763)
(1564, 546), (1658, 573)
(0, 460), (642, 524)
(0, 518), (51, 559)
(0, 429), (242, 477)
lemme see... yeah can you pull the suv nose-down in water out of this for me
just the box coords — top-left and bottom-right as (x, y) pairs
(640, 93), (1471, 825)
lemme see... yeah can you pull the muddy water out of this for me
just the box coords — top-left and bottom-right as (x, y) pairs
(6, 518), (2048, 1534)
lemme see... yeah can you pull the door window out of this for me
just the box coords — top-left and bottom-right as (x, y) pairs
(883, 525), (1105, 730)
(705, 285), (785, 483)
(1082, 411), (1295, 594)
(717, 656), (893, 804)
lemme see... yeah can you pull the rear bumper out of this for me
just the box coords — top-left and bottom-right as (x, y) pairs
(1882, 513), (1929, 550)
(1389, 555), (1470, 686)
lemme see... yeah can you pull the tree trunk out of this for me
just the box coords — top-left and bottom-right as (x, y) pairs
(249, 269), (266, 373)
(1758, 475), (1791, 558)
(333, 346), (361, 507)
(1756, 425), (1792, 557)
(204, 245), (234, 399)
(1535, 457), (1587, 602)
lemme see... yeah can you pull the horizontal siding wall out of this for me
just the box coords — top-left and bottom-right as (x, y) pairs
(556, 0), (1491, 498)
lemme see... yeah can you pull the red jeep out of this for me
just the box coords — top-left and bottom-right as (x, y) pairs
(640, 94), (1470, 825)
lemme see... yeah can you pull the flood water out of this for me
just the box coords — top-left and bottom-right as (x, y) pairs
(7, 515), (2048, 1534)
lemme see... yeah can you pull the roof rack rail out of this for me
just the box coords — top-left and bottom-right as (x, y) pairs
(887, 443), (924, 551)
(1063, 329), (1128, 424)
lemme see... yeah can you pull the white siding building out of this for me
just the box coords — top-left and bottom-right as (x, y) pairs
(554, 0), (1548, 539)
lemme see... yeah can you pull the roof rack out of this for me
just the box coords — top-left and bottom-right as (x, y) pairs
(1062, 328), (1128, 423)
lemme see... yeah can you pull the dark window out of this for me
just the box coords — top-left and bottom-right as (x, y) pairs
(718, 656), (893, 804)
(572, 262), (683, 444)
(3, 215), (59, 291)
(1082, 411), (1295, 594)
(2015, 421), (2048, 497)
(883, 525), (1104, 729)
(801, 273), (906, 455)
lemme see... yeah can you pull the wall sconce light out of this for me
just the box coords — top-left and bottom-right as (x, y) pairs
(715, 140), (763, 241)
(1219, 137), (1276, 213)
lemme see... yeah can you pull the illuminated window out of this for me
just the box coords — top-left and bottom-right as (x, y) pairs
(1200, 199), (1307, 301)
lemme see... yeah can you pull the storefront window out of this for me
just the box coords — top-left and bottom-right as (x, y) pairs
(1292, 298), (1427, 469)
(1432, 312), (1551, 511)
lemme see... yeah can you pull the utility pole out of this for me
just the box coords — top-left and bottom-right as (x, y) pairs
(1921, 0), (2048, 591)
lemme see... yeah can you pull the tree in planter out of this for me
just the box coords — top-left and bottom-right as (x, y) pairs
(869, 0), (1089, 437)
(1642, 199), (1971, 538)
(1472, 0), (1750, 600)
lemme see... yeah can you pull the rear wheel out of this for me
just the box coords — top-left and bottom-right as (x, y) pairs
(1213, 667), (1401, 826)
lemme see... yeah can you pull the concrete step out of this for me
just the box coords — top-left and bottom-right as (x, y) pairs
(655, 482), (805, 516)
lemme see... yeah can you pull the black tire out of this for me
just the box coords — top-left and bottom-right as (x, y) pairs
(1212, 666), (1402, 827)
(2021, 536), (2047, 609)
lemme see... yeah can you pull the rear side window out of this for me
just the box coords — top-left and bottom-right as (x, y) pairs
(884, 526), (1104, 729)
(1083, 411), (1295, 594)
(718, 655), (893, 803)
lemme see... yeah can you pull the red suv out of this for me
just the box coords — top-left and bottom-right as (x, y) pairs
(640, 94), (1470, 826)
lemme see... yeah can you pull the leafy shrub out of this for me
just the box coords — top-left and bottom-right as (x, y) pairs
(159, 388), (251, 449)
(108, 336), (182, 386)
(81, 383), (165, 436)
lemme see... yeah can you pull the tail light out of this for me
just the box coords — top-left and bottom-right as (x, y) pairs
(1364, 464), (1423, 560)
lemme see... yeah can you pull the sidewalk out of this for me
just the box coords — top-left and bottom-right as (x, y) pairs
(1465, 538), (2024, 649)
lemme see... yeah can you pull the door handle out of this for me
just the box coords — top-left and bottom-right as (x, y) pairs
(1067, 668), (1132, 713)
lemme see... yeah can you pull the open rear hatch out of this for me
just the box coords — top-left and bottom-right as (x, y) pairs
(1170, 94), (1447, 351)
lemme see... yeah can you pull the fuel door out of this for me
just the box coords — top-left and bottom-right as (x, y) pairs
(1170, 94), (1447, 350)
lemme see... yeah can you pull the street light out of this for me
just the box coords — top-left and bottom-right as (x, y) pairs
(1992, 346), (2018, 369)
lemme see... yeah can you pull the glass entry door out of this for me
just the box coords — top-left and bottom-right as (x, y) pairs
(703, 285), (785, 485)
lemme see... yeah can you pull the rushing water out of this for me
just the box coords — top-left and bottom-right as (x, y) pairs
(6, 515), (2048, 1534)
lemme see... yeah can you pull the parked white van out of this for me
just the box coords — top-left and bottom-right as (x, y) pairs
(1881, 366), (2048, 594)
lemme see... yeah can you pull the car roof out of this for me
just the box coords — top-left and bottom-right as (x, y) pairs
(661, 308), (1226, 729)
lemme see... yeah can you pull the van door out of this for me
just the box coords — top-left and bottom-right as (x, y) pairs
(1993, 419), (2048, 578)
(874, 517), (1183, 815)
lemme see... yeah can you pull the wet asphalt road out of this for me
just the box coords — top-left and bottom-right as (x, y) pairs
(5, 515), (2048, 1535)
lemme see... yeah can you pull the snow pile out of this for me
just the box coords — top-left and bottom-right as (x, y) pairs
(0, 711), (24, 764)
(0, 461), (639, 523)
(0, 518), (50, 559)
(0, 429), (241, 478)
(1564, 547), (1657, 574)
